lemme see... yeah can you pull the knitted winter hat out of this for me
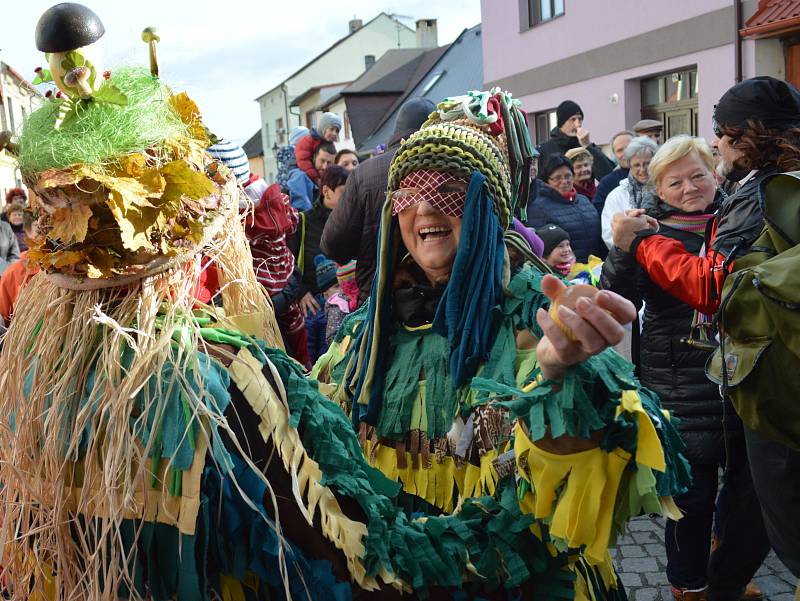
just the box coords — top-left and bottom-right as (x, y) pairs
(556, 100), (583, 128)
(388, 90), (534, 228)
(714, 76), (800, 131)
(317, 112), (342, 135)
(315, 253), (337, 291)
(336, 259), (356, 286)
(207, 139), (250, 186)
(288, 126), (309, 146)
(537, 224), (570, 257)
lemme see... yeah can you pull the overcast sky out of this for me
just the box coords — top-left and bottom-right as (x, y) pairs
(1, 1), (482, 144)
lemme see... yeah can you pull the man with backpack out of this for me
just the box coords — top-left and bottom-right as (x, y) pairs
(612, 76), (800, 587)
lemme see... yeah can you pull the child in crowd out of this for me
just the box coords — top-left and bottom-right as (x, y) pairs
(305, 254), (339, 362)
(242, 175), (311, 366)
(276, 126), (309, 193)
(294, 113), (342, 182)
(537, 224), (576, 277)
(324, 260), (358, 345)
(537, 223), (603, 286)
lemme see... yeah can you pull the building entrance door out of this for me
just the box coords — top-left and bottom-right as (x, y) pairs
(786, 41), (800, 89)
(640, 68), (698, 137)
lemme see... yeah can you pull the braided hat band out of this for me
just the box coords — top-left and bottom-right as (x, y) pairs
(388, 120), (512, 227)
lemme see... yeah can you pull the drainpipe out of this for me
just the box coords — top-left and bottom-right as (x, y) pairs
(735, 0), (743, 82)
(281, 83), (289, 128)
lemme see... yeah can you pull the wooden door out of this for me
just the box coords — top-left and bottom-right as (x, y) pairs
(786, 43), (800, 89)
(666, 109), (693, 137)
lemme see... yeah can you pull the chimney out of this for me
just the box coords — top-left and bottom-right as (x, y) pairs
(415, 19), (438, 48)
(349, 18), (363, 34)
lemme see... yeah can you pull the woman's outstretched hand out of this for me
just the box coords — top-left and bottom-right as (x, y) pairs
(535, 275), (636, 380)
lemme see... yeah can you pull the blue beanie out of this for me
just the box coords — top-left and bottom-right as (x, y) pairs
(288, 126), (309, 146)
(314, 254), (337, 291)
(207, 139), (250, 185)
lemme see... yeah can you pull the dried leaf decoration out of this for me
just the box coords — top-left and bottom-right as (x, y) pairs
(25, 86), (227, 278)
(49, 205), (93, 243)
(160, 160), (215, 205)
(101, 172), (167, 252)
(36, 167), (86, 189)
(27, 245), (85, 270)
(49, 250), (86, 268)
(169, 92), (209, 145)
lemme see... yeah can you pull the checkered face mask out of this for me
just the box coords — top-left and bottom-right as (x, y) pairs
(391, 170), (468, 218)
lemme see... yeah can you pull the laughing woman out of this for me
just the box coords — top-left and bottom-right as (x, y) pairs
(317, 90), (691, 599)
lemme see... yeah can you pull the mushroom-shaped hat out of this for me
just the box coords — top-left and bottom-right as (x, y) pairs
(35, 3), (105, 52)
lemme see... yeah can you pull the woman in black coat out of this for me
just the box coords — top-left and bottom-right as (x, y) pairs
(601, 136), (769, 601)
(525, 154), (604, 262)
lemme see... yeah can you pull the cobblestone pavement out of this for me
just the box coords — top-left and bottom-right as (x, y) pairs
(613, 516), (798, 601)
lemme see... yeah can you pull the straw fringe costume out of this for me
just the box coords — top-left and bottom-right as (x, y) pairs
(315, 90), (691, 599)
(0, 7), (689, 599)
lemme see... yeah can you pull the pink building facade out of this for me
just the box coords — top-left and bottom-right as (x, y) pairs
(481, 0), (785, 147)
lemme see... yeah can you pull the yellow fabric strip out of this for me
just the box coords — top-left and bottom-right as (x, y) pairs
(368, 442), (461, 513)
(659, 495), (684, 521)
(55, 422), (209, 536)
(459, 450), (499, 500)
(228, 347), (394, 592)
(514, 422), (633, 564)
(616, 390), (666, 472)
(219, 574), (246, 601)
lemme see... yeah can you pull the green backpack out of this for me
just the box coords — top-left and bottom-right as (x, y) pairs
(707, 172), (800, 451)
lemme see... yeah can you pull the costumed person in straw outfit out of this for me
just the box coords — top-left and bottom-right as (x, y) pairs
(0, 5), (689, 600)
(314, 89), (691, 599)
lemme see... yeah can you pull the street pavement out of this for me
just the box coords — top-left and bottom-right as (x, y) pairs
(613, 515), (798, 600)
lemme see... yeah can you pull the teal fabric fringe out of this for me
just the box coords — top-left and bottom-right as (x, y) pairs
(433, 171), (506, 387)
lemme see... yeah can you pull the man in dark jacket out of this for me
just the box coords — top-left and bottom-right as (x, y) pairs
(537, 100), (615, 181)
(612, 76), (800, 581)
(321, 97), (435, 303)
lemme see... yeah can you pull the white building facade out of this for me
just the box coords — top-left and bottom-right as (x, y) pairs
(0, 62), (42, 207)
(256, 14), (416, 182)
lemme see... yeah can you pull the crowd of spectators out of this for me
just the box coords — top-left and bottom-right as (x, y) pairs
(1, 80), (798, 601)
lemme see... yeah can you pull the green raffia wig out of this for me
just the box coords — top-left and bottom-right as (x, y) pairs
(346, 89), (536, 426)
(17, 67), (188, 174)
